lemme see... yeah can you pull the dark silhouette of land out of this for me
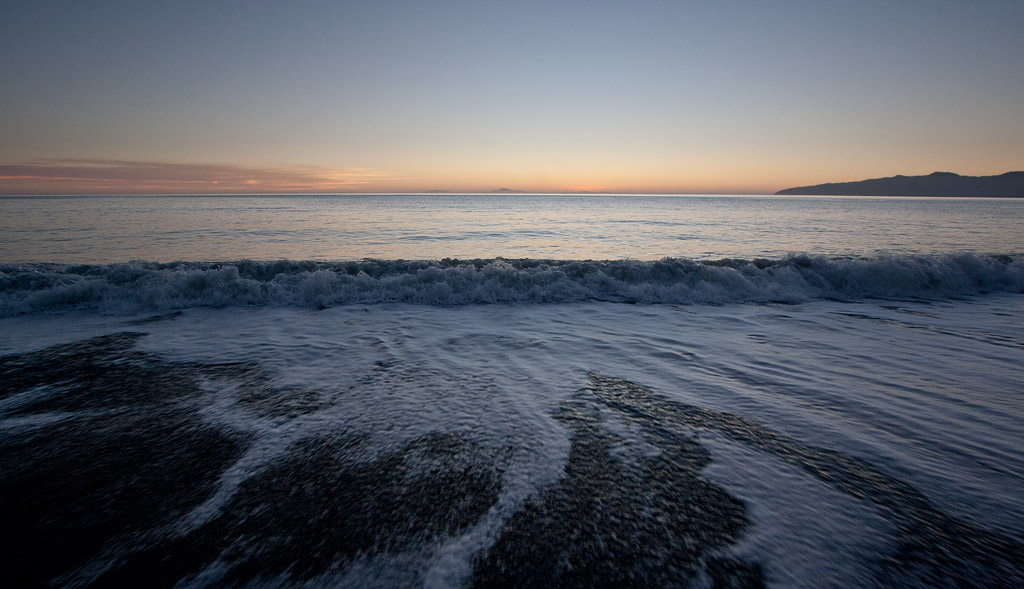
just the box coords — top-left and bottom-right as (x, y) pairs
(777, 171), (1024, 197)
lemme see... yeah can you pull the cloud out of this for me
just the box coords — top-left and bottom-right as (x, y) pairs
(0, 159), (392, 194)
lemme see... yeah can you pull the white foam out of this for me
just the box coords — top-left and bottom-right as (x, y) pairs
(2, 253), (1021, 316)
(700, 432), (897, 587)
(5, 293), (1022, 581)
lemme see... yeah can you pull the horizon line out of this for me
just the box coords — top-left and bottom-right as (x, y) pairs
(0, 190), (780, 197)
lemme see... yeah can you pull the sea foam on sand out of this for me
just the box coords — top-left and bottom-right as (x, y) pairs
(1, 293), (1021, 586)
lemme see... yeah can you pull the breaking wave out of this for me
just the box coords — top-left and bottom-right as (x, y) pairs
(1, 254), (1021, 316)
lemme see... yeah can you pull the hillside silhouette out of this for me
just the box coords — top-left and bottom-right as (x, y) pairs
(777, 171), (1023, 197)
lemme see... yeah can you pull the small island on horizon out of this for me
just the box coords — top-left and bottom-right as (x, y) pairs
(777, 171), (1024, 197)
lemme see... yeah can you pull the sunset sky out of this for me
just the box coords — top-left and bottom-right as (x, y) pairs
(1, 1), (1021, 194)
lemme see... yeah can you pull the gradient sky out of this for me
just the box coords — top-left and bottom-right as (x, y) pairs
(1, 1), (1022, 194)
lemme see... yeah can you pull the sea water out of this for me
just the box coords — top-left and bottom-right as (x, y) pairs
(2, 194), (1023, 262)
(1, 194), (1022, 587)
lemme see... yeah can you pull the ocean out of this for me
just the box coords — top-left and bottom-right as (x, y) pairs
(1, 194), (1022, 587)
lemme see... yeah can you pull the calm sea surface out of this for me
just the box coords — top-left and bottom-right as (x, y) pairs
(1, 194), (1021, 263)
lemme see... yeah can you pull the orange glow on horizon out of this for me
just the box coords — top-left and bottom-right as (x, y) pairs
(0, 160), (394, 195)
(5, 158), (1014, 196)
(0, 160), (788, 195)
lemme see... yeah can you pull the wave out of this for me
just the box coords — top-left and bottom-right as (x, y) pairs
(1, 254), (1021, 316)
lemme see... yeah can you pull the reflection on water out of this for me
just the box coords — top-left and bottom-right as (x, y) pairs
(1, 194), (1022, 263)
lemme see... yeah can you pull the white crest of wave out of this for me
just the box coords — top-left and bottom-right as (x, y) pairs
(1, 254), (1021, 315)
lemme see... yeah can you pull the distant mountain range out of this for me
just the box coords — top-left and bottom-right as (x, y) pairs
(777, 171), (1024, 197)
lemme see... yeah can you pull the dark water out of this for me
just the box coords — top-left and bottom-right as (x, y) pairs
(2, 298), (1022, 587)
(2, 194), (1022, 587)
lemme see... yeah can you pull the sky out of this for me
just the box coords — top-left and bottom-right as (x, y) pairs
(1, 1), (1022, 194)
